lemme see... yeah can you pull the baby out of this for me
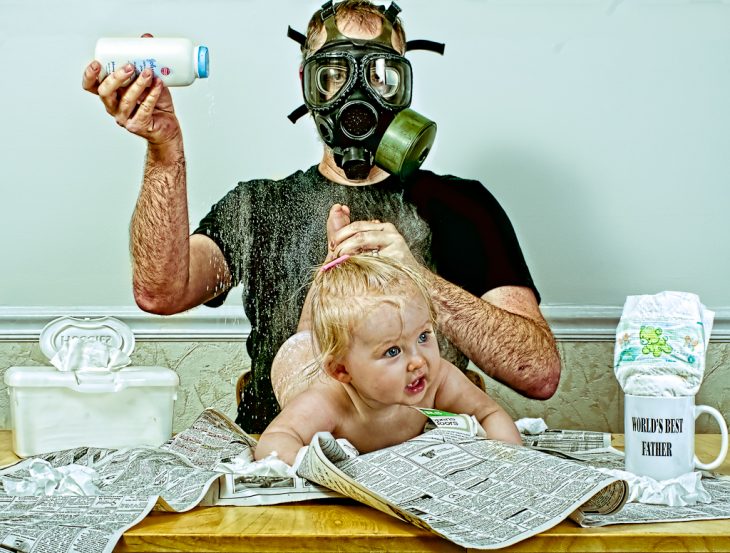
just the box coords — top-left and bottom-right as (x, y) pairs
(255, 253), (522, 465)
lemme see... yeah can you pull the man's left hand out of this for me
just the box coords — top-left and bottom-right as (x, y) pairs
(329, 216), (418, 268)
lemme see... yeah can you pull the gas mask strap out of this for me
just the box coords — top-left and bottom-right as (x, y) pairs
(383, 2), (402, 24)
(315, 0), (398, 52)
(405, 40), (446, 55)
(320, 0), (336, 21)
(323, 17), (343, 42)
(287, 104), (309, 124)
(287, 26), (306, 47)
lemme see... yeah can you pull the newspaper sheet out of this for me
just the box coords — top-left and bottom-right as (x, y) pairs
(2, 408), (728, 553)
(530, 431), (730, 527)
(0, 443), (219, 553)
(0, 411), (256, 553)
(296, 428), (628, 550)
(0, 409), (339, 553)
(581, 472), (730, 526)
(175, 409), (339, 506)
(0, 494), (156, 553)
(521, 429), (614, 454)
(516, 429), (730, 527)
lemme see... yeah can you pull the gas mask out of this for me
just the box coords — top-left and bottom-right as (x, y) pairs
(288, 1), (444, 180)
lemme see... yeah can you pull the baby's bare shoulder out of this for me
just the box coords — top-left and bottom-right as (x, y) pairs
(433, 358), (489, 409)
(287, 382), (349, 420)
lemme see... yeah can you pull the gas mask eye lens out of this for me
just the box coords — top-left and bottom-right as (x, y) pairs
(363, 55), (412, 108)
(303, 55), (354, 108)
(368, 60), (400, 99)
(316, 65), (348, 98)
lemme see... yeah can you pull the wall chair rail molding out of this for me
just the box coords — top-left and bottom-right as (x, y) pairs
(540, 305), (730, 343)
(0, 306), (251, 342)
(1, 305), (728, 343)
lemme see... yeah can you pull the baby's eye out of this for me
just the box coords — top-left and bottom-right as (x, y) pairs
(418, 331), (431, 344)
(385, 346), (401, 358)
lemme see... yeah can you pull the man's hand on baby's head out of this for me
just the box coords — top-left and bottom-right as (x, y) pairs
(326, 204), (351, 262)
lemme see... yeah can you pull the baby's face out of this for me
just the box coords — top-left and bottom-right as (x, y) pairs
(340, 292), (440, 406)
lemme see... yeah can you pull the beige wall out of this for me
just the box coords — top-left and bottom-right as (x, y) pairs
(1, 340), (728, 435)
(489, 342), (730, 434)
(0, 341), (247, 434)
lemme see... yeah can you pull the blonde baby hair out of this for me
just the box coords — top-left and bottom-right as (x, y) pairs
(309, 254), (436, 368)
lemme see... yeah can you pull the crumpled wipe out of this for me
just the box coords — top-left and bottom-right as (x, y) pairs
(215, 451), (294, 478)
(216, 438), (360, 479)
(596, 468), (711, 506)
(1, 459), (101, 496)
(515, 417), (548, 435)
(50, 338), (131, 372)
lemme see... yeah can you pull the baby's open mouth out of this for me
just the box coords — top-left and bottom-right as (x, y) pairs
(406, 376), (426, 394)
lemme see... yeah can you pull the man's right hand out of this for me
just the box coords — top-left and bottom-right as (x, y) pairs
(81, 36), (181, 146)
(296, 204), (352, 332)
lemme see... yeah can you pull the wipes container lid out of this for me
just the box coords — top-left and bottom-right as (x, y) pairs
(4, 365), (178, 391)
(39, 315), (135, 361)
(4, 316), (179, 391)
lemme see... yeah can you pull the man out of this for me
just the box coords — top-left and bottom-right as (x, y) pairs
(82, 0), (561, 433)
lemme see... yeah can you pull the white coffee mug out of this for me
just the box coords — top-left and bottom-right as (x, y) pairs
(624, 394), (728, 481)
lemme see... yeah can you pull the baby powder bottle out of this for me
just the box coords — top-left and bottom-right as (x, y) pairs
(95, 37), (209, 86)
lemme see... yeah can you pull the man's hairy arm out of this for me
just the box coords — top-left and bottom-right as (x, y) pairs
(131, 139), (231, 314)
(428, 272), (560, 400)
(322, 208), (561, 399)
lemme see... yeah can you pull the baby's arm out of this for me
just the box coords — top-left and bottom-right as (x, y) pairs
(255, 429), (306, 466)
(434, 360), (522, 445)
(255, 389), (339, 466)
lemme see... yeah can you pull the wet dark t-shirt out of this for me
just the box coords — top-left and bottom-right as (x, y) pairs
(193, 165), (538, 433)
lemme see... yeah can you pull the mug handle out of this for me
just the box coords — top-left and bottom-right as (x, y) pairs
(693, 405), (729, 471)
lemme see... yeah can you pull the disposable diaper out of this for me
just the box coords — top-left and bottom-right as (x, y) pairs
(614, 291), (714, 397)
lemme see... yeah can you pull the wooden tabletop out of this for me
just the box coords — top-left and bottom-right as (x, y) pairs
(2, 432), (729, 552)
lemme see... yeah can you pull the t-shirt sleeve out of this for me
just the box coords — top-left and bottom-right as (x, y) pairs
(192, 181), (254, 307)
(410, 174), (540, 304)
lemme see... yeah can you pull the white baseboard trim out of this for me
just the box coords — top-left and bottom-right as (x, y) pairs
(1, 305), (728, 342)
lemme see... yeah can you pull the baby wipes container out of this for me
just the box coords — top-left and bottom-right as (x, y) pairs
(4, 316), (179, 457)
